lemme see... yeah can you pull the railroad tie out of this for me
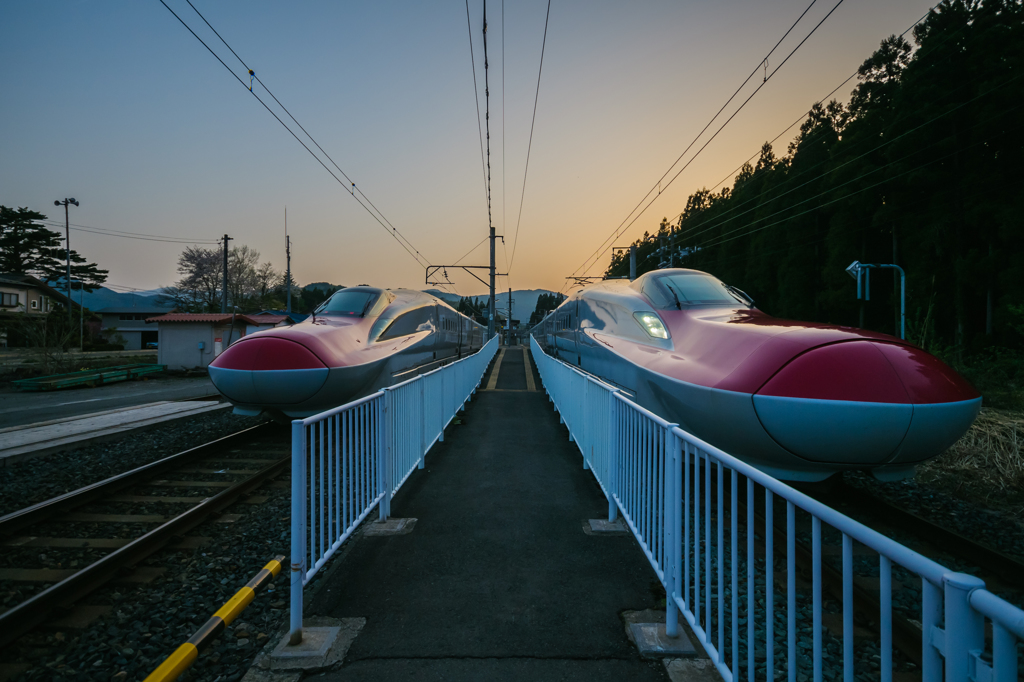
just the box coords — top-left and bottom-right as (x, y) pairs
(144, 555), (285, 682)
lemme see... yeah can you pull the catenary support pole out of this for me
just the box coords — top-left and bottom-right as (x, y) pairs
(286, 209), (291, 314)
(630, 245), (637, 281)
(221, 234), (232, 314)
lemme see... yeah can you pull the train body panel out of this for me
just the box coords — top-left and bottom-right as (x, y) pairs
(534, 269), (980, 481)
(209, 287), (485, 418)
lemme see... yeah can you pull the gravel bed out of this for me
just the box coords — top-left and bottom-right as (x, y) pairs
(844, 471), (1024, 564)
(6, 476), (295, 681)
(0, 410), (273, 517)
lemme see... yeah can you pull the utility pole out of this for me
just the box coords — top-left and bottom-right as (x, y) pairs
(53, 198), (79, 325)
(484, 0), (496, 340)
(285, 208), (292, 314)
(221, 234), (233, 314)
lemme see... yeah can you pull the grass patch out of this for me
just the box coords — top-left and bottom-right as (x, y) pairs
(917, 408), (1024, 515)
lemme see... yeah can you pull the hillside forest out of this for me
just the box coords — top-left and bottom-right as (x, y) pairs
(605, 0), (1024, 408)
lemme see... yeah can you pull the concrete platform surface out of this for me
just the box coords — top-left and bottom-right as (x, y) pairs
(308, 348), (670, 681)
(0, 399), (228, 463)
(0, 376), (217, 428)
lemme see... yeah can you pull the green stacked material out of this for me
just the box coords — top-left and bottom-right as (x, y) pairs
(11, 364), (167, 391)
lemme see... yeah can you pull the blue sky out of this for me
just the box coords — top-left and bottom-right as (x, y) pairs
(1, 0), (937, 297)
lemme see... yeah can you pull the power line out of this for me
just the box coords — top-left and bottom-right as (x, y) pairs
(568, 0), (846, 288)
(661, 2), (954, 248)
(466, 0), (489, 206)
(180, 0), (431, 268)
(41, 220), (220, 245)
(156, 0), (432, 269)
(507, 0), (552, 275)
(694, 121), (1015, 253)
(660, 8), (993, 255)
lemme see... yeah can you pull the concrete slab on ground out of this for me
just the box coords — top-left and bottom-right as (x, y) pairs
(306, 348), (670, 680)
(0, 399), (228, 464)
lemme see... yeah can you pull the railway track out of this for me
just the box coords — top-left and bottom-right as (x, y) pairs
(0, 423), (290, 649)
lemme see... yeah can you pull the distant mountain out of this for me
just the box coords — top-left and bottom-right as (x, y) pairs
(80, 286), (172, 311)
(423, 288), (561, 323)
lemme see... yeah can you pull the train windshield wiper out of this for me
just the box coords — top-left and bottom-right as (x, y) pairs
(664, 283), (683, 310)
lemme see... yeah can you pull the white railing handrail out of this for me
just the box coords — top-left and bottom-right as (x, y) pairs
(298, 389), (384, 426)
(530, 334), (1023, 682)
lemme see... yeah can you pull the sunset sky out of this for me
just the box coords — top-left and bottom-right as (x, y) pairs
(1, 0), (937, 297)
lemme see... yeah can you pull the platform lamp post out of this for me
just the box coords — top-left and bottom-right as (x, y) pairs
(846, 261), (905, 339)
(54, 198), (80, 326)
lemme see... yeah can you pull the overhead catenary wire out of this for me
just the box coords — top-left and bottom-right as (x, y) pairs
(156, 0), (433, 271)
(652, 1), (953, 254)
(466, 0), (490, 207)
(180, 0), (431, 270)
(42, 220), (220, 245)
(691, 103), (1020, 253)
(648, 5), (989, 262)
(507, 0), (552, 275)
(567, 0), (846, 289)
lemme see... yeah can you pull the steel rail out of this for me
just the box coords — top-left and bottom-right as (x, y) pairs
(835, 482), (1024, 587)
(0, 453), (289, 649)
(0, 424), (271, 536)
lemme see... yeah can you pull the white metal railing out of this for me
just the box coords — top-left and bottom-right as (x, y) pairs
(530, 335), (1024, 682)
(289, 336), (498, 643)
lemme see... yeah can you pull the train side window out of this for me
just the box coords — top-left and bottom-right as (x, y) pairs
(377, 306), (435, 341)
(640, 278), (674, 309)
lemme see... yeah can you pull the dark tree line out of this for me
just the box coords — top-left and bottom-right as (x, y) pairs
(607, 0), (1024, 364)
(530, 293), (567, 325)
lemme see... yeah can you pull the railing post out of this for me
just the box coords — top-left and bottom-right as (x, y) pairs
(418, 378), (426, 469)
(607, 392), (618, 523)
(664, 425), (681, 637)
(438, 371), (445, 443)
(943, 572), (986, 682)
(289, 419), (306, 645)
(380, 394), (391, 522)
(922, 578), (943, 682)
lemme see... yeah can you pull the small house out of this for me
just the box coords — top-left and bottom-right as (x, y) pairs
(146, 313), (291, 370)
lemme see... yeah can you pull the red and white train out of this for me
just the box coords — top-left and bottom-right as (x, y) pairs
(534, 269), (980, 481)
(209, 287), (485, 419)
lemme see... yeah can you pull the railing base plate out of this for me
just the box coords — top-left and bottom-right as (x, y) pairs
(364, 517), (417, 536)
(628, 622), (697, 659)
(584, 518), (628, 535)
(267, 618), (365, 672)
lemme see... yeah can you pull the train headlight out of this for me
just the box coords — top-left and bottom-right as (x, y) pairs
(633, 311), (669, 339)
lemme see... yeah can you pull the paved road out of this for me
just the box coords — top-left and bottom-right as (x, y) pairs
(0, 376), (219, 428)
(312, 348), (669, 681)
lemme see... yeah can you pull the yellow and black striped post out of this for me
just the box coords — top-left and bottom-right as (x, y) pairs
(145, 555), (285, 682)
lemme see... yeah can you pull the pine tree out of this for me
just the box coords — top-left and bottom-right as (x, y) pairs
(0, 206), (108, 290)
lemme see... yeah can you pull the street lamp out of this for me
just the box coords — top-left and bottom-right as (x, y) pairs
(54, 198), (80, 325)
(846, 260), (906, 339)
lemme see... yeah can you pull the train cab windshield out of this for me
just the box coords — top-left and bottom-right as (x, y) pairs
(319, 288), (389, 317)
(643, 272), (750, 309)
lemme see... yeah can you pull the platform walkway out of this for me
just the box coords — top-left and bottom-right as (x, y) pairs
(0, 399), (227, 464)
(306, 347), (679, 680)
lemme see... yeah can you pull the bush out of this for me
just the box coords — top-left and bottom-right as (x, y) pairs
(83, 343), (124, 352)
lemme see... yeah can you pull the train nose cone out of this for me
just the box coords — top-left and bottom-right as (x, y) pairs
(209, 337), (329, 405)
(752, 342), (914, 464)
(871, 343), (980, 463)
